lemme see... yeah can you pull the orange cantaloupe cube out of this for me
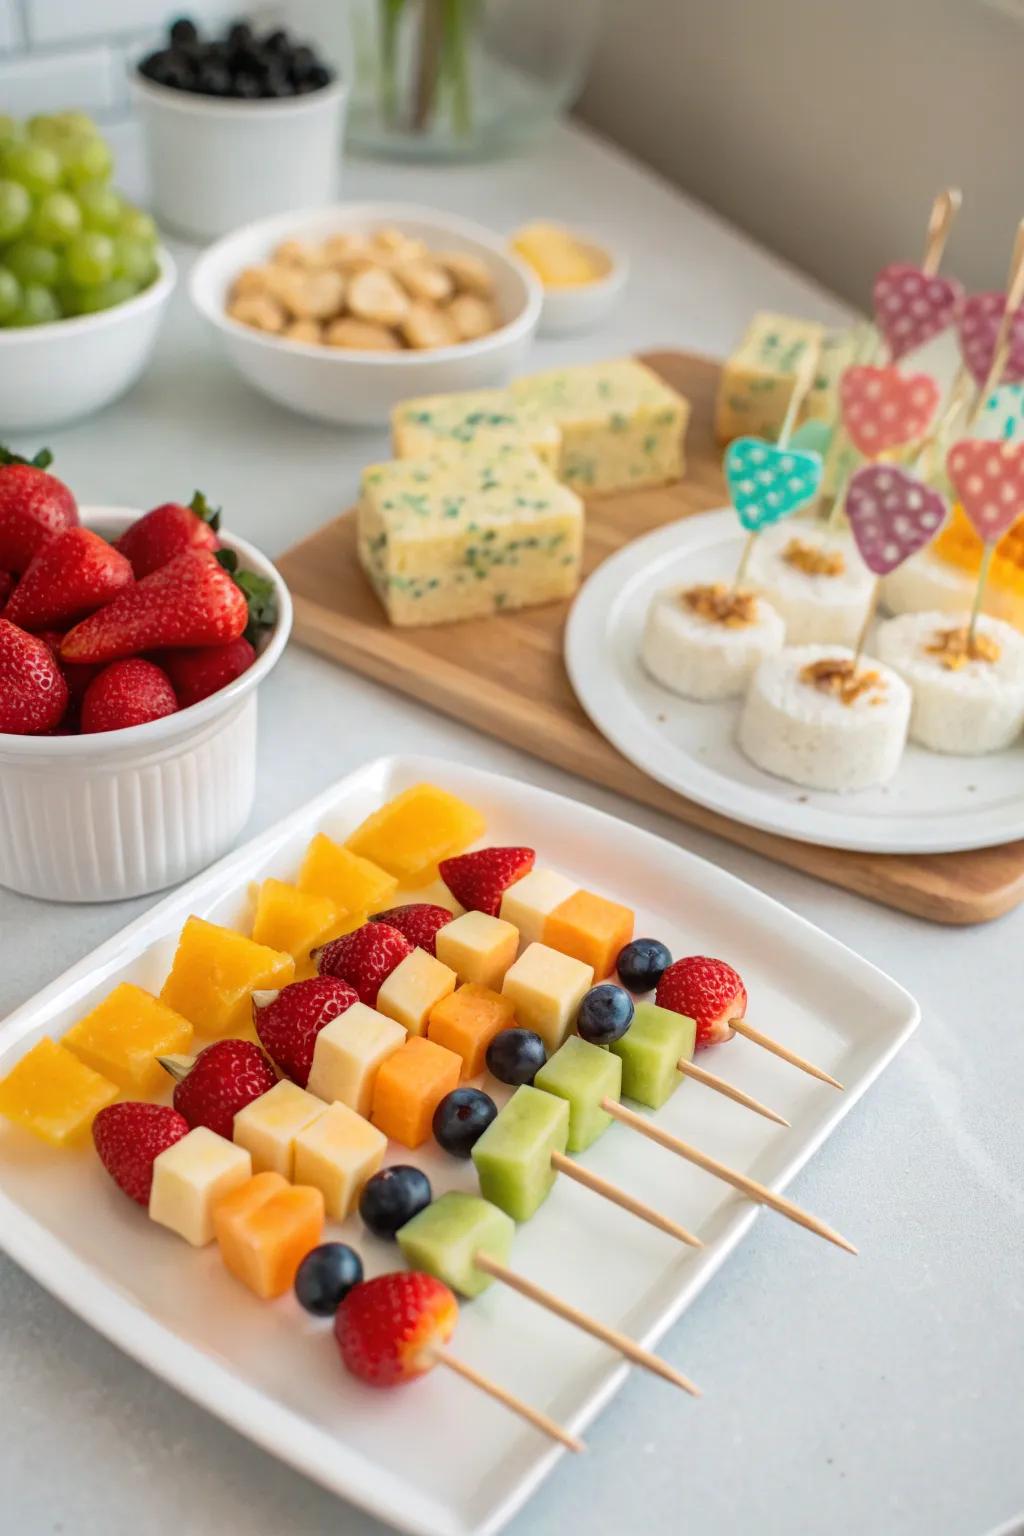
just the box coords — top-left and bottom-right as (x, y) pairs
(160, 917), (294, 1038)
(544, 890), (635, 979)
(251, 878), (341, 963)
(297, 834), (397, 915)
(63, 982), (193, 1094)
(370, 1035), (461, 1148)
(213, 1171), (325, 1299)
(345, 784), (485, 887)
(427, 984), (516, 1078)
(0, 1037), (118, 1146)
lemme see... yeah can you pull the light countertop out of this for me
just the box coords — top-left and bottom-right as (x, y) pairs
(1, 121), (1021, 1536)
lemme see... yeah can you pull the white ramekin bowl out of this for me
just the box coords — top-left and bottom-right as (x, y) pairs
(0, 250), (176, 433)
(0, 507), (292, 905)
(131, 75), (348, 242)
(534, 234), (629, 337)
(189, 202), (543, 426)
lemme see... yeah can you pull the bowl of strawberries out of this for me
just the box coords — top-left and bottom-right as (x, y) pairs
(0, 446), (292, 902)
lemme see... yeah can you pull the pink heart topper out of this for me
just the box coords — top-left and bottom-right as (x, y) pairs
(873, 263), (964, 361)
(846, 464), (948, 576)
(840, 365), (941, 457)
(958, 291), (1024, 388)
(946, 438), (1024, 544)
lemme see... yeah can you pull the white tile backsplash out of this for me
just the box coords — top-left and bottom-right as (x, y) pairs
(0, 0), (22, 54)
(0, 45), (119, 117)
(26, 1), (236, 48)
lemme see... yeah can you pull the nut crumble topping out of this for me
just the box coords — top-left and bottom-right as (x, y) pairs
(681, 582), (757, 628)
(782, 537), (845, 577)
(799, 657), (884, 706)
(924, 626), (1001, 671)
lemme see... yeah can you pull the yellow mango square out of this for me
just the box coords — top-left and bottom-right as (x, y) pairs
(0, 1037), (118, 1147)
(160, 916), (294, 1038)
(345, 784), (485, 887)
(63, 982), (193, 1095)
(298, 833), (397, 914)
(251, 878), (341, 963)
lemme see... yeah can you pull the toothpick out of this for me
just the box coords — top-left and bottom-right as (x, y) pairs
(921, 187), (962, 276)
(729, 1018), (845, 1089)
(967, 217), (1024, 429)
(600, 1100), (856, 1255)
(850, 576), (881, 670)
(676, 1058), (790, 1127)
(966, 541), (996, 651)
(550, 1150), (703, 1249)
(473, 1251), (700, 1395)
(432, 1347), (584, 1452)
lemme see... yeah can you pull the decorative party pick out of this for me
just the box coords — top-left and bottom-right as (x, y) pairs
(977, 382), (1024, 443)
(873, 264), (964, 361)
(846, 462), (948, 662)
(839, 365), (941, 457)
(959, 292), (1024, 389)
(965, 219), (1024, 430)
(947, 436), (1024, 647)
(725, 366), (822, 586)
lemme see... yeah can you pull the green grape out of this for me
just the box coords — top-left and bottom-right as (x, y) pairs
(61, 135), (113, 188)
(75, 277), (135, 313)
(76, 183), (122, 232)
(1, 140), (61, 197)
(27, 114), (64, 143)
(0, 178), (31, 242)
(53, 111), (100, 139)
(7, 283), (61, 326)
(66, 230), (114, 286)
(4, 239), (61, 287)
(113, 234), (157, 287)
(0, 266), (21, 322)
(118, 206), (158, 247)
(31, 190), (83, 247)
(0, 115), (19, 140)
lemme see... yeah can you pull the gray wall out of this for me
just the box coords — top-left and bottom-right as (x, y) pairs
(578, 0), (1024, 308)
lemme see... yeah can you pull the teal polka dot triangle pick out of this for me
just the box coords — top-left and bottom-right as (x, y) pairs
(724, 437), (824, 532)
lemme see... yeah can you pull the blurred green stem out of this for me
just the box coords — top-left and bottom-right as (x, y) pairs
(378, 0), (476, 136)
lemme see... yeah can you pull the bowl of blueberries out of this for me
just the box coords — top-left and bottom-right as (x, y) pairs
(132, 16), (347, 243)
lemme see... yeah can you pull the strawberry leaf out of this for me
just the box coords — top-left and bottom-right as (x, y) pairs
(0, 444), (54, 470)
(214, 550), (277, 640)
(188, 490), (221, 532)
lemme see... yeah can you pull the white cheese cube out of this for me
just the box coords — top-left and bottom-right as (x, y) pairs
(435, 911), (519, 990)
(499, 868), (578, 948)
(148, 1126), (252, 1247)
(377, 949), (457, 1036)
(232, 1079), (327, 1178)
(293, 1101), (387, 1220)
(307, 1001), (406, 1117)
(502, 942), (594, 1053)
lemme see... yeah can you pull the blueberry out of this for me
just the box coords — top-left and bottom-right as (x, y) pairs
(302, 63), (333, 91)
(227, 20), (254, 52)
(169, 17), (198, 46)
(194, 60), (231, 96)
(433, 1088), (497, 1157)
(576, 983), (634, 1045)
(486, 1027), (547, 1086)
(616, 938), (672, 993)
(263, 28), (290, 52)
(289, 44), (320, 82)
(359, 1165), (432, 1239)
(294, 1242), (363, 1317)
(232, 72), (262, 99)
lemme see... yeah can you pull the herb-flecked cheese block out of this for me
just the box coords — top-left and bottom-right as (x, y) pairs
(510, 359), (688, 494)
(803, 324), (868, 423)
(391, 388), (561, 474)
(715, 312), (824, 443)
(357, 442), (584, 627)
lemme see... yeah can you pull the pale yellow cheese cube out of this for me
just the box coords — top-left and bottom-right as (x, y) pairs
(293, 1101), (387, 1220)
(232, 1080), (327, 1178)
(435, 911), (519, 990)
(307, 1001), (406, 1117)
(715, 311), (824, 443)
(502, 942), (594, 1053)
(391, 387), (562, 474)
(148, 1126), (252, 1247)
(499, 868), (578, 948)
(377, 949), (457, 1036)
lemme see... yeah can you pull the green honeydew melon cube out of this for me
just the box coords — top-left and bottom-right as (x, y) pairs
(610, 1001), (696, 1109)
(472, 1084), (568, 1221)
(397, 1190), (514, 1299)
(534, 1035), (622, 1152)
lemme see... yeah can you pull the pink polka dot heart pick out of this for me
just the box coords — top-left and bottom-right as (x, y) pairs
(946, 438), (1024, 544)
(846, 463), (948, 576)
(873, 263), (964, 362)
(840, 365), (941, 457)
(958, 292), (1024, 388)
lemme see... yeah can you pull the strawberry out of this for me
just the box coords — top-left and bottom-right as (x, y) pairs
(81, 658), (178, 734)
(0, 446), (78, 574)
(115, 491), (221, 579)
(92, 1101), (189, 1206)
(0, 570), (14, 607)
(3, 526), (132, 632)
(252, 977), (359, 1086)
(315, 922), (412, 1006)
(439, 846), (535, 917)
(656, 955), (747, 1049)
(370, 903), (454, 957)
(161, 1038), (277, 1139)
(0, 618), (69, 734)
(162, 635), (256, 708)
(61, 549), (248, 665)
(335, 1271), (458, 1387)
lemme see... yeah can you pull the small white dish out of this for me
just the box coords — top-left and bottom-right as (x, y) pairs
(0, 506), (292, 904)
(533, 234), (628, 337)
(0, 754), (918, 1536)
(0, 249), (175, 433)
(131, 75), (349, 242)
(565, 510), (1024, 855)
(189, 202), (543, 426)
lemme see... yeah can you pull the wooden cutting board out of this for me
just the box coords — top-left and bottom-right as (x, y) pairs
(277, 349), (1024, 926)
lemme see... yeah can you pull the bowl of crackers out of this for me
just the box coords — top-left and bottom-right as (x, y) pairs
(189, 201), (543, 425)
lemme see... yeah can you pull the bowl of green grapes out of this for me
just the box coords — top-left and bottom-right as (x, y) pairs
(0, 111), (175, 431)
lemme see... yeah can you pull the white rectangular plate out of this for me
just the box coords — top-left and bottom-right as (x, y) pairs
(0, 756), (919, 1536)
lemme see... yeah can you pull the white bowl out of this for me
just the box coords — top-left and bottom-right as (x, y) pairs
(0, 507), (292, 904)
(131, 76), (349, 243)
(535, 233), (629, 337)
(0, 250), (176, 433)
(189, 202), (544, 426)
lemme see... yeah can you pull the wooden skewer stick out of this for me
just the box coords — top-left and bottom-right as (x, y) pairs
(550, 1150), (703, 1249)
(967, 217), (1024, 429)
(432, 1347), (584, 1453)
(473, 1251), (700, 1396)
(921, 186), (961, 276)
(729, 1017), (844, 1090)
(601, 1099), (856, 1256)
(676, 1057), (790, 1127)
